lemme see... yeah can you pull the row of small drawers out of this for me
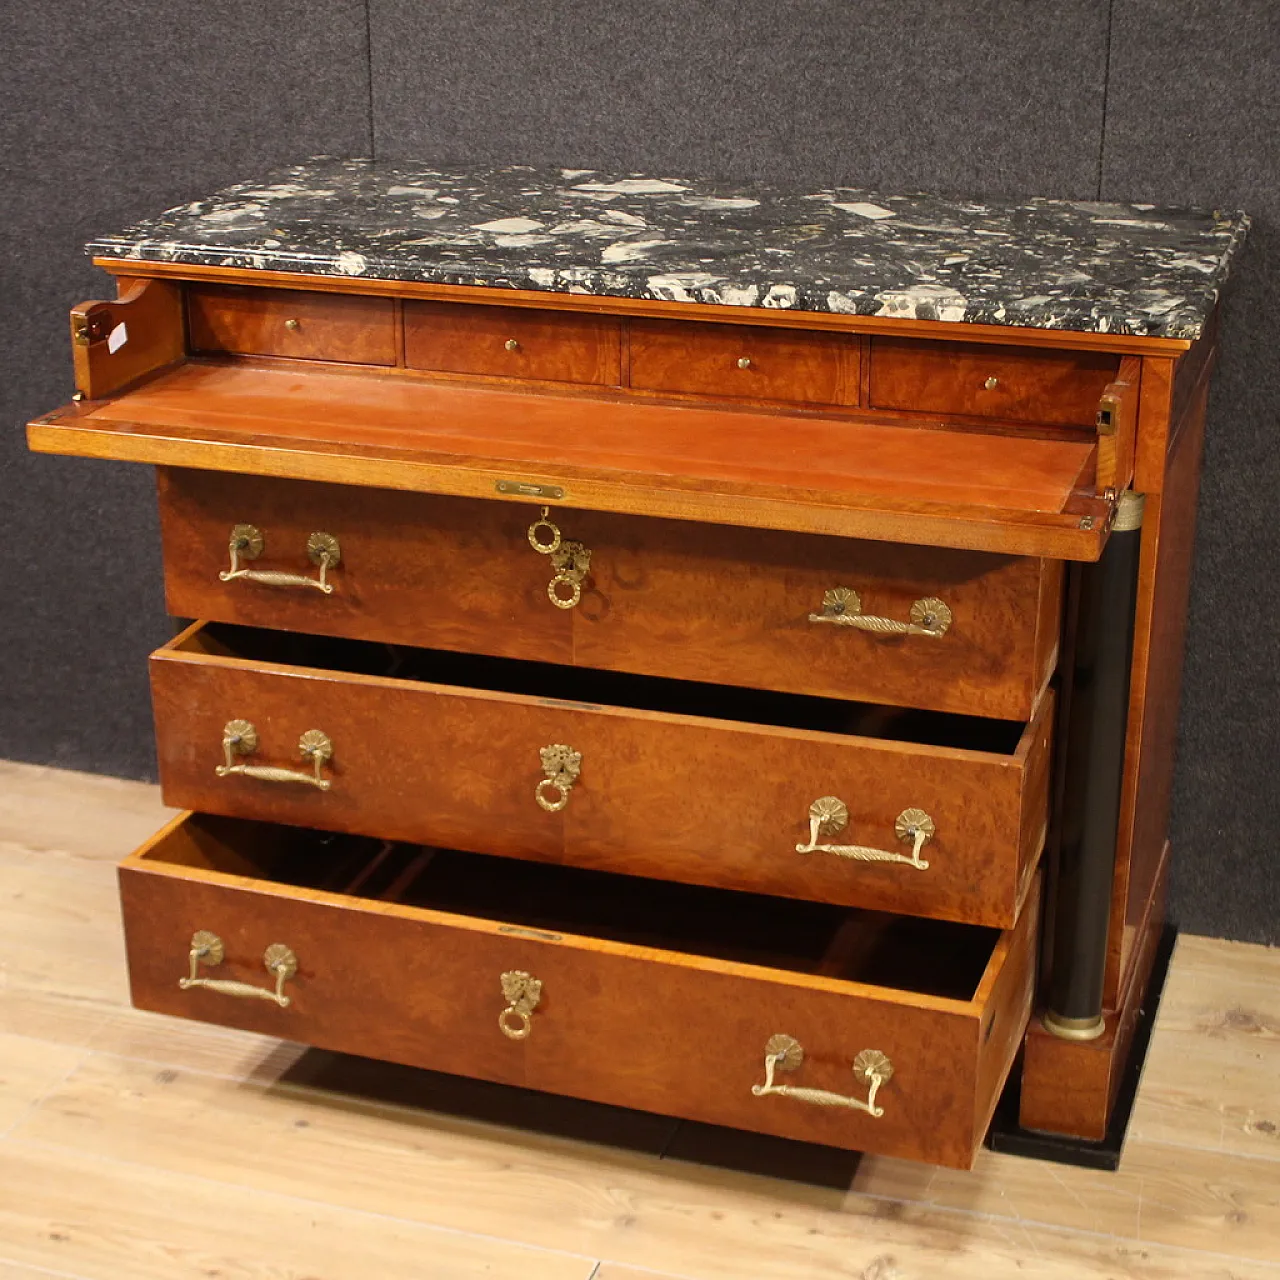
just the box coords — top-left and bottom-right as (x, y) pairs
(187, 283), (1121, 425)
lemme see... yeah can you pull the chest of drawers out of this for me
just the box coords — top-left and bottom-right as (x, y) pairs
(27, 160), (1247, 1168)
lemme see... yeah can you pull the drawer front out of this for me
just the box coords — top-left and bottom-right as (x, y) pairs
(120, 813), (1039, 1168)
(150, 624), (1052, 928)
(628, 319), (858, 405)
(404, 300), (621, 385)
(158, 469), (1060, 721)
(869, 337), (1119, 427)
(187, 285), (397, 365)
(157, 469), (573, 666)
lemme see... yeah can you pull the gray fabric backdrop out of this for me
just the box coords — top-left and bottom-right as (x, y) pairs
(2, 1), (1275, 943)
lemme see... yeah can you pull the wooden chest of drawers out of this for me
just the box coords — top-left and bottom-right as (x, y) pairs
(27, 159), (1247, 1168)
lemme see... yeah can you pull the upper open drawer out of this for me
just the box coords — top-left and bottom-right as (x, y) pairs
(33, 278), (1116, 560)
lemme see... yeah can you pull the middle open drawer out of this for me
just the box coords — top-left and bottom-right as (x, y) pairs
(151, 622), (1050, 929)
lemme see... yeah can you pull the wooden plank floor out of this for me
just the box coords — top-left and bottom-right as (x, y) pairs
(1, 759), (1277, 1280)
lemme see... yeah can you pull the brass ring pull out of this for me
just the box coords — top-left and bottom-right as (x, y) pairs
(216, 720), (333, 791)
(809, 587), (951, 637)
(796, 797), (934, 870)
(499, 970), (542, 1040)
(536, 743), (581, 812)
(527, 507), (561, 554)
(179, 931), (297, 1008)
(527, 507), (591, 609)
(220, 524), (341, 595)
(752, 1035), (893, 1118)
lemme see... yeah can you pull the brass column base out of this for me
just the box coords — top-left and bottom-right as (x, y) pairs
(1042, 1010), (1106, 1042)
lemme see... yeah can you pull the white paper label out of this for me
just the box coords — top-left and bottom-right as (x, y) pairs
(107, 322), (128, 354)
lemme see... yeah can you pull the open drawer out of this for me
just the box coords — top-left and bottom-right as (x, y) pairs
(30, 354), (1110, 560)
(151, 622), (1051, 929)
(119, 813), (1039, 1168)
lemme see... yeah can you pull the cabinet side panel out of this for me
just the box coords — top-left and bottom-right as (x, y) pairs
(1105, 379), (1208, 1001)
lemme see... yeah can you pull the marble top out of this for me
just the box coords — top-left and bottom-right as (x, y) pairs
(89, 157), (1249, 341)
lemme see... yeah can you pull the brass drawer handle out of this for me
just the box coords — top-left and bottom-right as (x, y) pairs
(220, 524), (341, 595)
(216, 720), (333, 790)
(527, 506), (592, 609)
(752, 1035), (892, 1117)
(499, 969), (542, 1040)
(536, 743), (581, 812)
(179, 931), (297, 1007)
(809, 587), (952, 637)
(796, 797), (934, 870)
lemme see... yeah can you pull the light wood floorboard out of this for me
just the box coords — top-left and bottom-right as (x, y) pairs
(0, 760), (1277, 1280)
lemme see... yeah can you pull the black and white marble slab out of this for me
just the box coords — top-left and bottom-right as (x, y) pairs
(88, 157), (1249, 340)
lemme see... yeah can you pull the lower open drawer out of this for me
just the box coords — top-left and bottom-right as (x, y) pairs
(120, 812), (1038, 1168)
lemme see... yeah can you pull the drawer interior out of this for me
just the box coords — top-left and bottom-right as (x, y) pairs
(179, 621), (1028, 754)
(146, 814), (1002, 1002)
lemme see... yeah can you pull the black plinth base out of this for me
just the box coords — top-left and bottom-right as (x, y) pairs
(984, 924), (1177, 1171)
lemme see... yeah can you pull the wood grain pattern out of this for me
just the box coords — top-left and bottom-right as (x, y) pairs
(1106, 366), (1209, 1003)
(148, 622), (1051, 927)
(117, 811), (1035, 1168)
(405, 299), (621, 385)
(572, 510), (1063, 721)
(28, 360), (1110, 559)
(627, 318), (858, 405)
(70, 278), (183, 400)
(157, 468), (1062, 720)
(869, 337), (1121, 427)
(96, 258), (1197, 356)
(155, 468), (574, 666)
(187, 283), (398, 364)
(0, 1034), (85, 1134)
(4, 760), (1280, 1280)
(0, 1142), (597, 1280)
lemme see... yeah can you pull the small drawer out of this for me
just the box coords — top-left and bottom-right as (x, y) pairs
(120, 812), (1038, 1168)
(158, 469), (1060, 722)
(628, 319), (859, 405)
(187, 285), (397, 365)
(150, 621), (1051, 929)
(869, 337), (1120, 427)
(404, 300), (621, 385)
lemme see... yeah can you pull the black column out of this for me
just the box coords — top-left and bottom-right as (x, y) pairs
(1044, 491), (1145, 1040)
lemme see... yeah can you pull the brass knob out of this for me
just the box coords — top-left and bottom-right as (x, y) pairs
(505, 338), (521, 352)
(737, 356), (752, 370)
(284, 318), (300, 331)
(984, 376), (999, 390)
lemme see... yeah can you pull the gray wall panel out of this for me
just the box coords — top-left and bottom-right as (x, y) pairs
(1102, 0), (1280, 944)
(0, 2), (371, 778)
(370, 0), (1109, 197)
